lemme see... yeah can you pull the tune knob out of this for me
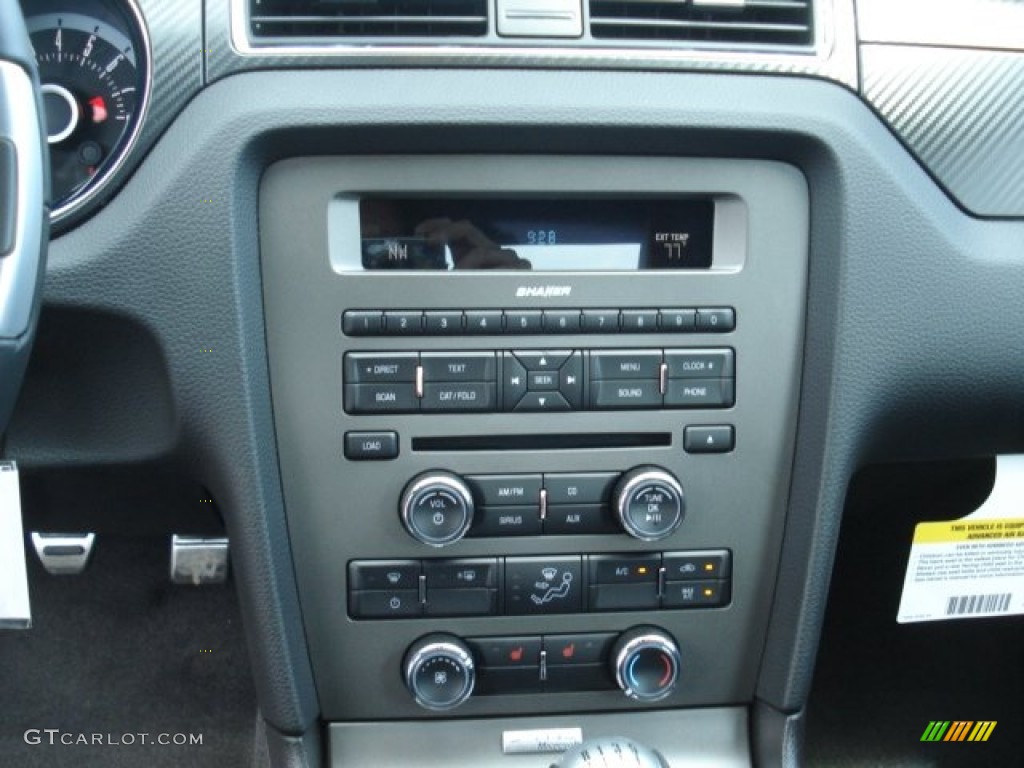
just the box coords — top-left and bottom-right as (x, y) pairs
(611, 627), (681, 702)
(612, 466), (685, 541)
(403, 634), (476, 711)
(399, 471), (475, 546)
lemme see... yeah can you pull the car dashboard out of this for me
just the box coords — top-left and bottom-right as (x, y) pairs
(3, 0), (1024, 766)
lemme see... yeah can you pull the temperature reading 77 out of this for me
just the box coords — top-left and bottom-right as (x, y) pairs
(656, 231), (691, 261)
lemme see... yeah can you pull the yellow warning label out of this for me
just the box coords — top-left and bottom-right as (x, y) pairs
(914, 518), (1024, 543)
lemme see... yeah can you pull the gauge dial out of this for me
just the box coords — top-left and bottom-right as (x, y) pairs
(26, 7), (148, 216)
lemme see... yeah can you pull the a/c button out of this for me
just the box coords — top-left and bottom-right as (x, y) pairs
(344, 431), (399, 460)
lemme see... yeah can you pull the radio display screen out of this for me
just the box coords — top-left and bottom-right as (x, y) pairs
(358, 198), (714, 271)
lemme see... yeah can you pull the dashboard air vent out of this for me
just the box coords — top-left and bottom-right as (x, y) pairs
(590, 0), (813, 47)
(250, 0), (489, 40)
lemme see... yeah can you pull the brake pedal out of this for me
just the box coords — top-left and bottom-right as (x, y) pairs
(170, 535), (229, 585)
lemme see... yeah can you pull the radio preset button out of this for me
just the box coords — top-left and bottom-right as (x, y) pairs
(465, 310), (504, 334)
(505, 310), (543, 334)
(590, 350), (662, 380)
(343, 431), (399, 460)
(543, 310), (582, 333)
(345, 383), (419, 413)
(582, 309), (620, 333)
(344, 352), (419, 384)
(422, 382), (496, 412)
(621, 310), (659, 333)
(659, 309), (697, 332)
(664, 379), (735, 408)
(342, 310), (385, 336)
(696, 308), (736, 332)
(590, 380), (662, 409)
(424, 311), (464, 335)
(384, 311), (424, 335)
(421, 352), (497, 382)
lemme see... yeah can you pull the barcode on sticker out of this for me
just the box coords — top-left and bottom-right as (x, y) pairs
(945, 593), (1012, 616)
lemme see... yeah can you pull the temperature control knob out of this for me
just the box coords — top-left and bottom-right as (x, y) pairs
(611, 627), (681, 702)
(400, 471), (475, 546)
(612, 466), (685, 541)
(403, 634), (476, 711)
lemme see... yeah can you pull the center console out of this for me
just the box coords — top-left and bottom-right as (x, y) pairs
(259, 156), (808, 723)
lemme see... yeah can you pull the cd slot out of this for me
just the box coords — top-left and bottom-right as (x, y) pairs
(412, 433), (671, 452)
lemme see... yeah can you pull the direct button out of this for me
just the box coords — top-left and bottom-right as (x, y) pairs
(344, 352), (418, 384)
(421, 352), (497, 382)
(466, 474), (542, 507)
(344, 431), (399, 460)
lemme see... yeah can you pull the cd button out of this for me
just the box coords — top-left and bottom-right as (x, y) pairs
(543, 472), (618, 505)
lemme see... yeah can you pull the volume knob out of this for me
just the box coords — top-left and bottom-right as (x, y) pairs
(612, 466), (685, 541)
(400, 471), (475, 546)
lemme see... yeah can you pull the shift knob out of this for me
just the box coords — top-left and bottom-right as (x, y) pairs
(553, 737), (668, 768)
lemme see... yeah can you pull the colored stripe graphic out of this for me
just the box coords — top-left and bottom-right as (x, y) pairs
(921, 721), (950, 741)
(945, 722), (973, 741)
(968, 722), (997, 742)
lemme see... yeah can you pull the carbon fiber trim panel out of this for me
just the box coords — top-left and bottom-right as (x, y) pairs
(205, 0), (858, 90)
(858, 0), (1024, 52)
(862, 44), (1024, 218)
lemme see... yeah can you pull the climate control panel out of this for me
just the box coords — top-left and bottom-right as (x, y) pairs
(402, 626), (683, 710)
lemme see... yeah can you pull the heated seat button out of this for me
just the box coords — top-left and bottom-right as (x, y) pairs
(468, 636), (543, 668)
(544, 633), (616, 666)
(343, 431), (399, 460)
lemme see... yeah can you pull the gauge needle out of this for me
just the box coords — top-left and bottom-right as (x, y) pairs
(88, 96), (108, 124)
